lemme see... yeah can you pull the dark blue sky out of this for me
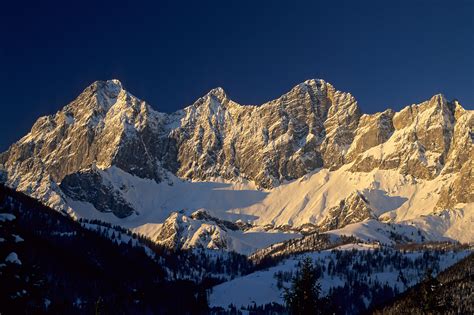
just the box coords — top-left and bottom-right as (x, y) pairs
(1, 0), (473, 151)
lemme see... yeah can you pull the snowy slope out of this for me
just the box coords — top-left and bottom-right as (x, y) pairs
(60, 164), (472, 247)
(1, 79), (472, 251)
(209, 245), (471, 309)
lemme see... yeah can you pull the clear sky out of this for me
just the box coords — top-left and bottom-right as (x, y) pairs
(1, 0), (473, 151)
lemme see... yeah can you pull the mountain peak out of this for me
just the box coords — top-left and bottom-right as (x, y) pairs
(95, 79), (123, 98)
(1, 78), (472, 252)
(207, 87), (227, 100)
(189, 87), (228, 110)
(304, 78), (328, 86)
(425, 93), (458, 117)
(428, 93), (446, 104)
(293, 78), (332, 91)
(74, 79), (126, 111)
(284, 79), (343, 103)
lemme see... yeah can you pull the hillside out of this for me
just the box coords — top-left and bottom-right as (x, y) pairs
(371, 251), (474, 314)
(0, 184), (253, 314)
(210, 243), (471, 313)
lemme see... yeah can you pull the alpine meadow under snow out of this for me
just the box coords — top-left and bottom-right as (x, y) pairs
(1, 78), (472, 313)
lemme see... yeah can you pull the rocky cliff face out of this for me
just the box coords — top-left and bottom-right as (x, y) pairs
(318, 192), (376, 232)
(150, 210), (235, 250)
(3, 79), (469, 193)
(1, 79), (364, 190)
(59, 167), (136, 218)
(436, 160), (473, 210)
(171, 79), (361, 188)
(1, 80), (174, 191)
(1, 78), (472, 248)
(350, 94), (461, 179)
(346, 109), (395, 161)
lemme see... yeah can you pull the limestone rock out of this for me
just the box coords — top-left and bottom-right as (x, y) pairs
(60, 167), (135, 218)
(351, 94), (459, 179)
(0, 79), (471, 244)
(318, 192), (376, 231)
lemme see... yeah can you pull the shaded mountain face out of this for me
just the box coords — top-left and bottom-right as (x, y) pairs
(0, 79), (472, 247)
(59, 167), (136, 218)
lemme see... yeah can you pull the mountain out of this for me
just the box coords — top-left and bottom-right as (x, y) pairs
(372, 252), (474, 314)
(0, 79), (472, 251)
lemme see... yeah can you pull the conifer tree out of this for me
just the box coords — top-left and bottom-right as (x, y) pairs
(283, 257), (322, 314)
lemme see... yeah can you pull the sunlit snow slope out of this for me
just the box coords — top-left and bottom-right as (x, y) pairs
(1, 79), (472, 252)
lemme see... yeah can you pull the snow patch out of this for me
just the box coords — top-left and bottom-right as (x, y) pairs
(5, 252), (22, 265)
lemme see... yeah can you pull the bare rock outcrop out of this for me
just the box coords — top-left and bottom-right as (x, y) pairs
(0, 79), (471, 233)
(318, 192), (376, 231)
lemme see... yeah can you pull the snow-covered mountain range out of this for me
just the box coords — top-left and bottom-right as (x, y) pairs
(1, 79), (472, 253)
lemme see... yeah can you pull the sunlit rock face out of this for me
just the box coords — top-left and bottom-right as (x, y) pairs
(4, 79), (468, 193)
(1, 78), (364, 191)
(1, 80), (171, 189)
(436, 160), (474, 210)
(318, 192), (376, 232)
(150, 211), (234, 251)
(0, 78), (472, 247)
(346, 109), (395, 162)
(350, 94), (463, 180)
(172, 79), (361, 188)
